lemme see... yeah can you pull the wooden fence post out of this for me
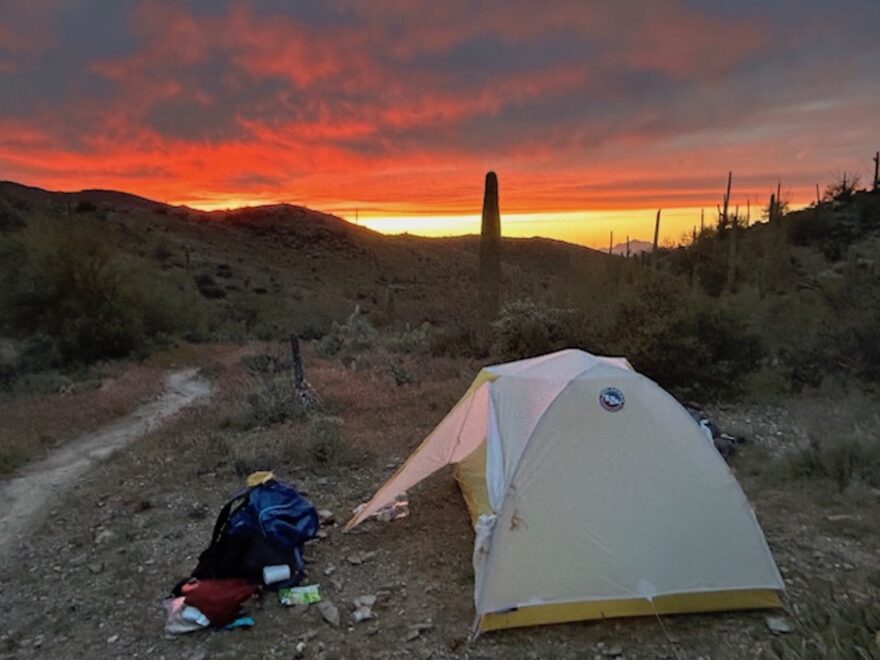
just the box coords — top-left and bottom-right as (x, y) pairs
(290, 334), (320, 410)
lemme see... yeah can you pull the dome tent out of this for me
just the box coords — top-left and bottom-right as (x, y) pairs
(346, 349), (783, 633)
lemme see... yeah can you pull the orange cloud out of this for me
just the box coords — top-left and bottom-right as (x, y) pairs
(0, 0), (877, 248)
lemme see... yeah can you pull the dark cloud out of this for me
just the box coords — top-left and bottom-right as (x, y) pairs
(0, 0), (877, 229)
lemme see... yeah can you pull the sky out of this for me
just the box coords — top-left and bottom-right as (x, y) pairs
(0, 1), (878, 248)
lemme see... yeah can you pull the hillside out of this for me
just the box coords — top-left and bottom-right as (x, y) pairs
(653, 188), (880, 391)
(0, 180), (607, 338)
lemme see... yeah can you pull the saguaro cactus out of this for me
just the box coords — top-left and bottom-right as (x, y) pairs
(721, 171), (732, 226)
(873, 151), (879, 191)
(651, 209), (661, 271)
(479, 171), (501, 320)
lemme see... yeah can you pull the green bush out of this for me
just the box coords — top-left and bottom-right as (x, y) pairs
(0, 199), (25, 232)
(428, 322), (490, 359)
(491, 300), (578, 360)
(0, 218), (206, 368)
(590, 276), (764, 399)
(386, 322), (433, 354)
(787, 433), (880, 491)
(308, 415), (344, 465)
(242, 376), (305, 429)
(316, 306), (377, 358)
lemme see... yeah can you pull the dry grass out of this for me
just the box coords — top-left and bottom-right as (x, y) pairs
(781, 392), (880, 491)
(1, 341), (879, 659)
(0, 362), (165, 473)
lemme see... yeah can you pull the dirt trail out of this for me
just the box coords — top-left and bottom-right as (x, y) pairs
(0, 368), (211, 565)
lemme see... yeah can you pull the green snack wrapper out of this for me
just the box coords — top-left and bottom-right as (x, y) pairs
(279, 584), (322, 606)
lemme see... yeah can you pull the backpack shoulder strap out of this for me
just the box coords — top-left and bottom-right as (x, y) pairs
(208, 486), (253, 549)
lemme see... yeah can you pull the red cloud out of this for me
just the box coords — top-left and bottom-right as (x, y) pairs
(0, 0), (875, 248)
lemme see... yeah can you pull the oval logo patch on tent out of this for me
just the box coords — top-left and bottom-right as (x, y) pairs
(599, 387), (625, 412)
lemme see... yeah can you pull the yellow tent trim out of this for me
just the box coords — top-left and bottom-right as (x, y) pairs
(479, 588), (782, 631)
(453, 368), (497, 525)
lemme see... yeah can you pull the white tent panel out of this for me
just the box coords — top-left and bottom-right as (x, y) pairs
(346, 382), (491, 528)
(476, 370), (783, 615)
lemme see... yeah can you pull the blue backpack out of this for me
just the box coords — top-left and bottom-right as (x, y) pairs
(192, 477), (319, 587)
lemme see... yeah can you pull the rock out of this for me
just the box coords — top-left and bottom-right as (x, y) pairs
(405, 629), (421, 642)
(324, 565), (336, 576)
(106, 635), (119, 644)
(94, 528), (114, 545)
(294, 641), (306, 658)
(354, 595), (377, 608)
(316, 530), (328, 539)
(316, 601), (340, 627)
(352, 605), (374, 623)
(318, 509), (335, 525)
(826, 514), (858, 522)
(184, 649), (208, 660)
(602, 645), (623, 657)
(765, 616), (793, 634)
(346, 550), (377, 565)
(88, 562), (104, 575)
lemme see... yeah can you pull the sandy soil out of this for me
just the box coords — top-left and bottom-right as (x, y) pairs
(0, 349), (877, 660)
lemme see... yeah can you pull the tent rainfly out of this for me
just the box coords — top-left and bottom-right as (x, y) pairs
(347, 349), (784, 633)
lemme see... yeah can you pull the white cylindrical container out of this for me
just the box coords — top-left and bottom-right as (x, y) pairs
(263, 564), (291, 585)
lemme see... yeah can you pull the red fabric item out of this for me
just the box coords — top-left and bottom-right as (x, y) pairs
(182, 579), (256, 626)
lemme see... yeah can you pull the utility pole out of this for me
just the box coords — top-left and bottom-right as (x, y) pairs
(609, 230), (614, 255)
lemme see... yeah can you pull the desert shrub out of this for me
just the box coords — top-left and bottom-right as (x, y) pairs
(0, 446), (27, 475)
(587, 276), (764, 399)
(786, 210), (855, 260)
(0, 218), (206, 368)
(0, 221), (144, 364)
(779, 343), (825, 393)
(242, 376), (305, 429)
(194, 272), (226, 299)
(308, 415), (343, 465)
(0, 199), (25, 232)
(0, 360), (17, 393)
(74, 200), (97, 214)
(787, 431), (880, 492)
(807, 268), (880, 385)
(149, 240), (173, 263)
(783, 394), (880, 491)
(385, 322), (433, 354)
(316, 306), (377, 358)
(824, 171), (861, 202)
(428, 321), (490, 359)
(492, 299), (578, 360)
(389, 358), (415, 386)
